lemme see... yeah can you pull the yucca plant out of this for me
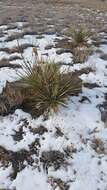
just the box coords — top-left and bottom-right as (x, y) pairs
(66, 26), (91, 47)
(65, 26), (92, 63)
(20, 58), (82, 116)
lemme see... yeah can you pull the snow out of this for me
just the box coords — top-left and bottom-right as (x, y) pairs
(0, 68), (19, 93)
(0, 22), (107, 190)
(0, 166), (12, 188)
(10, 166), (50, 190)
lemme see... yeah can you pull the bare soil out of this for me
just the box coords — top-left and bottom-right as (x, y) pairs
(0, 0), (107, 34)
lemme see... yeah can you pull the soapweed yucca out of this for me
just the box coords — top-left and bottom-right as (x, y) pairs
(65, 26), (92, 63)
(66, 26), (91, 47)
(20, 58), (82, 116)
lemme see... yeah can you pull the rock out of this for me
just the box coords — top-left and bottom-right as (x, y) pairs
(95, 49), (103, 54)
(45, 31), (55, 35)
(45, 44), (54, 50)
(98, 93), (107, 123)
(92, 40), (101, 47)
(100, 40), (107, 45)
(91, 36), (101, 47)
(36, 35), (44, 39)
(5, 32), (24, 42)
(100, 53), (107, 60)
(56, 48), (71, 55)
(23, 30), (38, 36)
(58, 62), (73, 66)
(55, 38), (72, 50)
(84, 83), (100, 89)
(0, 59), (21, 68)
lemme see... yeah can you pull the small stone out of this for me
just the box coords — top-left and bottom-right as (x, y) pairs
(45, 44), (54, 50)
(100, 54), (107, 60)
(30, 125), (48, 135)
(98, 160), (102, 165)
(56, 49), (71, 55)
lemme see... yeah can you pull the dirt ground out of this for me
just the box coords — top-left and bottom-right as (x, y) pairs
(0, 0), (107, 34)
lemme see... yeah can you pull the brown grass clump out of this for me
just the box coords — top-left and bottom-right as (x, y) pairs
(72, 46), (92, 64)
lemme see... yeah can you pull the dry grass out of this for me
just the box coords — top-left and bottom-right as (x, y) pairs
(72, 46), (92, 64)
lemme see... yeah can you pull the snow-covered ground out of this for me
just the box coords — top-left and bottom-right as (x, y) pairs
(0, 22), (107, 190)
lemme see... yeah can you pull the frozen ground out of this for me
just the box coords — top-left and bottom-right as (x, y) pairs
(0, 22), (107, 190)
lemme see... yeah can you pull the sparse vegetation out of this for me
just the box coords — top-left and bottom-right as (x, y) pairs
(40, 150), (66, 172)
(91, 138), (106, 154)
(0, 1), (107, 189)
(48, 177), (70, 190)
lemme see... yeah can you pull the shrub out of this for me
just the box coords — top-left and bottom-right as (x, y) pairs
(20, 58), (82, 116)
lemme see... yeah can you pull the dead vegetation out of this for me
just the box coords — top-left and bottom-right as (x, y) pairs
(0, 138), (41, 179)
(0, 119), (72, 182)
(91, 138), (107, 154)
(30, 125), (48, 135)
(48, 177), (70, 190)
(72, 46), (92, 64)
(40, 150), (68, 172)
(0, 81), (23, 116)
